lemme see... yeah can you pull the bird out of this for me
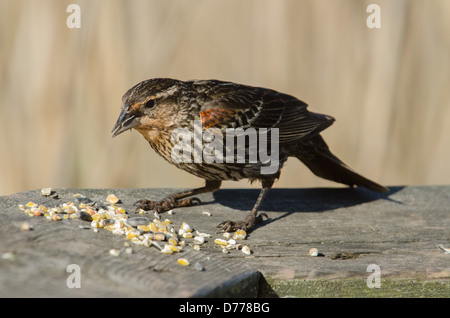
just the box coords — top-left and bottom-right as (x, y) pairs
(111, 78), (389, 232)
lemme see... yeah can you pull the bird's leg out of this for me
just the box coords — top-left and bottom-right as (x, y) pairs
(218, 179), (273, 233)
(135, 180), (222, 213)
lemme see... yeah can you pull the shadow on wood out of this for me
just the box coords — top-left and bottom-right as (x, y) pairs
(213, 186), (403, 213)
(212, 186), (403, 232)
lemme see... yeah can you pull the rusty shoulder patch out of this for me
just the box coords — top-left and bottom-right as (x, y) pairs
(200, 108), (235, 128)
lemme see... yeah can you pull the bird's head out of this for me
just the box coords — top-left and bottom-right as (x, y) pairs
(111, 78), (186, 137)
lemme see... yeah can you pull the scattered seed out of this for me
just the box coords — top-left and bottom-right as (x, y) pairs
(194, 262), (205, 271)
(41, 187), (52, 196)
(109, 249), (120, 257)
(169, 245), (182, 252)
(180, 222), (192, 233)
(160, 244), (173, 254)
(126, 217), (150, 227)
(214, 238), (228, 246)
(193, 236), (205, 245)
(437, 244), (450, 254)
(195, 230), (211, 238)
(242, 245), (251, 255)
(151, 240), (163, 251)
(228, 239), (236, 245)
(52, 214), (62, 221)
(177, 258), (190, 266)
(1, 252), (15, 261)
(125, 247), (133, 255)
(90, 220), (101, 228)
(154, 233), (166, 241)
(137, 225), (150, 232)
(233, 229), (247, 240)
(309, 248), (319, 257)
(106, 194), (119, 204)
(20, 222), (32, 231)
(168, 237), (178, 246)
(17, 193), (260, 258)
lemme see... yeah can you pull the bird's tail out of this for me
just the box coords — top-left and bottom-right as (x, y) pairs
(294, 135), (389, 193)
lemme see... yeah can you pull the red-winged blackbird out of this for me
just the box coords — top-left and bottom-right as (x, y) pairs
(112, 78), (389, 232)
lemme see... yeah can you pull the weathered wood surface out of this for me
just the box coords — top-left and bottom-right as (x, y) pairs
(0, 186), (449, 297)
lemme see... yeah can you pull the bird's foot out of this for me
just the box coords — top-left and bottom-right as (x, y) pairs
(217, 213), (269, 233)
(135, 195), (201, 213)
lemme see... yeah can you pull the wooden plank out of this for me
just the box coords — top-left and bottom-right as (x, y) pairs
(1, 186), (449, 297)
(0, 188), (259, 297)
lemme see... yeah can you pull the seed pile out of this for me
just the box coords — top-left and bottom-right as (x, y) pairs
(18, 190), (253, 265)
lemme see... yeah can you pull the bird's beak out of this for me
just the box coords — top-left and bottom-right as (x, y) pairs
(111, 106), (140, 137)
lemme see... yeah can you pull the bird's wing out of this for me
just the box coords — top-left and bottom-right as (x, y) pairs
(194, 80), (334, 144)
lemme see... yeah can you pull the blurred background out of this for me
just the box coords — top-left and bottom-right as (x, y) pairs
(1, 0), (449, 195)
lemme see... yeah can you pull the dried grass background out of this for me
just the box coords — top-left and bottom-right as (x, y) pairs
(1, 0), (449, 195)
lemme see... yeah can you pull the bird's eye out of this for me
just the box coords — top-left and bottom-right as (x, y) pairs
(144, 99), (155, 109)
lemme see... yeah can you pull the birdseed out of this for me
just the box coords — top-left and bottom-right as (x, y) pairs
(17, 191), (254, 262)
(177, 258), (190, 266)
(309, 248), (319, 257)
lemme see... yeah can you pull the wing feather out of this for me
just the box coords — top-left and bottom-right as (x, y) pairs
(194, 80), (334, 144)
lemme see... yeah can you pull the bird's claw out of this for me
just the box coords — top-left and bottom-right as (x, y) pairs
(135, 196), (201, 212)
(217, 213), (269, 233)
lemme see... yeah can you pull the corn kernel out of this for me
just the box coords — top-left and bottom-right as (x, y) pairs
(109, 249), (120, 257)
(149, 222), (159, 232)
(242, 245), (251, 255)
(126, 232), (137, 240)
(214, 238), (228, 246)
(26, 202), (37, 208)
(130, 237), (142, 245)
(106, 194), (119, 204)
(309, 248), (319, 257)
(32, 209), (43, 216)
(112, 228), (125, 235)
(154, 233), (165, 241)
(177, 258), (190, 266)
(233, 229), (247, 240)
(193, 236), (205, 245)
(168, 237), (178, 246)
(91, 214), (102, 221)
(160, 244), (173, 254)
(137, 225), (150, 232)
(169, 245), (182, 252)
(180, 222), (192, 233)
